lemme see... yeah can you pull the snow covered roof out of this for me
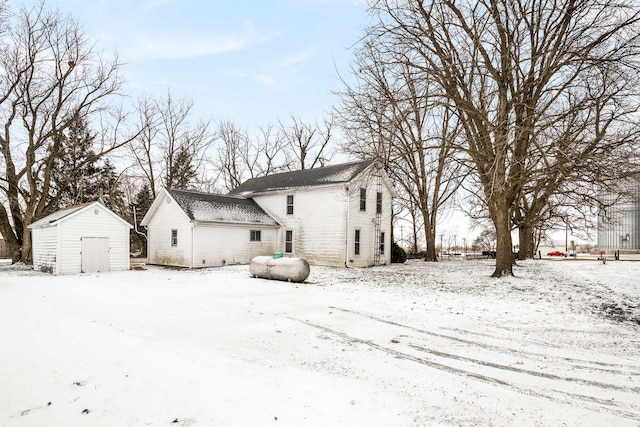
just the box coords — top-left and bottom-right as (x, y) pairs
(28, 201), (132, 229)
(228, 160), (374, 196)
(168, 189), (279, 226)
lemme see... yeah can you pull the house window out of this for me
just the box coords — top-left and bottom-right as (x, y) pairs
(359, 188), (366, 211)
(285, 230), (293, 253)
(380, 231), (385, 254)
(250, 230), (261, 242)
(287, 195), (294, 215)
(171, 229), (178, 247)
(355, 229), (361, 255)
(376, 192), (382, 214)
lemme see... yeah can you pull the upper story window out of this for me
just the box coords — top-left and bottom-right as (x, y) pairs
(376, 192), (382, 214)
(359, 188), (366, 211)
(250, 230), (261, 242)
(171, 229), (178, 247)
(287, 195), (294, 215)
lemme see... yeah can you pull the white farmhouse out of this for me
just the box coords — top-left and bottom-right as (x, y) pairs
(229, 160), (395, 267)
(142, 160), (396, 268)
(141, 190), (279, 268)
(29, 201), (132, 275)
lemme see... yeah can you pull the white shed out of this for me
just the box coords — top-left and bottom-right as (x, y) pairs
(29, 202), (132, 275)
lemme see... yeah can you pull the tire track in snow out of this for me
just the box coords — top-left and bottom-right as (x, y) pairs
(287, 308), (640, 423)
(331, 306), (640, 372)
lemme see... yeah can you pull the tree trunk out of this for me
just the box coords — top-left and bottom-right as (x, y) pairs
(518, 225), (534, 260)
(492, 203), (514, 277)
(424, 222), (438, 262)
(21, 228), (33, 264)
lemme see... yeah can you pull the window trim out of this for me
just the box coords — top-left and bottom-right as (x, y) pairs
(171, 229), (178, 247)
(250, 230), (261, 242)
(286, 194), (294, 215)
(285, 230), (293, 253)
(359, 188), (366, 211)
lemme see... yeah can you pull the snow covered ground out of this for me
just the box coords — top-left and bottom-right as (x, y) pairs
(0, 258), (638, 426)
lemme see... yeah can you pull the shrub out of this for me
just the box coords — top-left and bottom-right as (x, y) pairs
(391, 241), (407, 263)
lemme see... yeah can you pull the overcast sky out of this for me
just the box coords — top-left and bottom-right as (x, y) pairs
(30, 0), (369, 129)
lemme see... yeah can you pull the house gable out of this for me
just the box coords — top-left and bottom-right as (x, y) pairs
(29, 201), (132, 230)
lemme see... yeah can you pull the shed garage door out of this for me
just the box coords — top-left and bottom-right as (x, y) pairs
(81, 237), (110, 273)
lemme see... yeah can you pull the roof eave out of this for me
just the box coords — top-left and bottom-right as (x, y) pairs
(237, 181), (346, 196)
(192, 220), (280, 227)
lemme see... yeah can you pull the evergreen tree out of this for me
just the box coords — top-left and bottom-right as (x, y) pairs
(133, 183), (154, 220)
(97, 159), (126, 216)
(170, 145), (196, 189)
(51, 114), (101, 209)
(131, 183), (154, 256)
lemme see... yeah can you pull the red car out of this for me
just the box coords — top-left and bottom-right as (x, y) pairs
(547, 251), (565, 256)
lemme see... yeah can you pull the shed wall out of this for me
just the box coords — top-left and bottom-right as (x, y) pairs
(57, 207), (130, 274)
(31, 226), (58, 274)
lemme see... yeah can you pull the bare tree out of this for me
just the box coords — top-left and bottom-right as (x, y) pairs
(366, 0), (640, 276)
(336, 38), (467, 261)
(130, 90), (214, 195)
(511, 55), (640, 259)
(129, 94), (160, 197)
(253, 124), (288, 177)
(215, 120), (252, 192)
(0, 2), (136, 262)
(278, 115), (335, 170)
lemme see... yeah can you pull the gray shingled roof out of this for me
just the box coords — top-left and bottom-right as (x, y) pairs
(168, 189), (279, 226)
(228, 160), (373, 195)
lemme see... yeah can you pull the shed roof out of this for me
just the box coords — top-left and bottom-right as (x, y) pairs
(228, 160), (374, 196)
(167, 189), (279, 226)
(28, 201), (132, 229)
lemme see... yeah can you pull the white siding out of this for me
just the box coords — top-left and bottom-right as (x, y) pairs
(146, 193), (194, 267)
(346, 183), (393, 267)
(31, 226), (58, 274)
(57, 206), (130, 274)
(192, 224), (278, 267)
(252, 185), (349, 267)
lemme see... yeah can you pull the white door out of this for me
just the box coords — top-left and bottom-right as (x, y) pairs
(81, 237), (110, 273)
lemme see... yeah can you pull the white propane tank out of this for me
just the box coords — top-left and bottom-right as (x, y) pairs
(250, 255), (310, 283)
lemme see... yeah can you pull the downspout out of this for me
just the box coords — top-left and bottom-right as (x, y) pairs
(132, 207), (147, 240)
(191, 222), (195, 269)
(345, 185), (350, 267)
